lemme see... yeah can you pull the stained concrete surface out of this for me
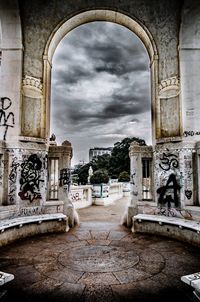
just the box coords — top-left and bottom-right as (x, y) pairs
(0, 198), (200, 302)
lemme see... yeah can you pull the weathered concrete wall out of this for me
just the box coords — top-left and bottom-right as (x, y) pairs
(154, 142), (196, 207)
(5, 142), (48, 208)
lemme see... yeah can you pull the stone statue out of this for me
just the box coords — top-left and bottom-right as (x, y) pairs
(88, 166), (93, 184)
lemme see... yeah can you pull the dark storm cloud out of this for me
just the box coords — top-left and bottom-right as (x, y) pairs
(51, 22), (151, 164)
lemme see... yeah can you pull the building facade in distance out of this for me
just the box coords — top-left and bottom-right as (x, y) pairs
(89, 147), (113, 162)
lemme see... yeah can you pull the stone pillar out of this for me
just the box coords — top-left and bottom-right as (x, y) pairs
(157, 76), (181, 141)
(21, 76), (45, 140)
(154, 142), (196, 210)
(127, 142), (141, 226)
(48, 139), (77, 227)
(2, 142), (48, 214)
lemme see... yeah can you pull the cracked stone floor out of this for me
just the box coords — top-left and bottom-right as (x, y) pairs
(0, 198), (200, 302)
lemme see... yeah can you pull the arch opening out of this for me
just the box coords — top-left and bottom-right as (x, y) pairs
(47, 14), (156, 222)
(43, 10), (159, 143)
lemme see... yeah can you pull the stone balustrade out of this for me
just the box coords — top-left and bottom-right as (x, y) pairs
(70, 183), (127, 208)
(70, 185), (93, 209)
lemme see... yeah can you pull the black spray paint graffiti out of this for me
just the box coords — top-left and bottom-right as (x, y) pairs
(8, 157), (20, 204)
(159, 153), (179, 171)
(184, 131), (200, 137)
(157, 174), (181, 207)
(0, 97), (15, 140)
(59, 168), (71, 186)
(18, 154), (44, 202)
(185, 190), (192, 200)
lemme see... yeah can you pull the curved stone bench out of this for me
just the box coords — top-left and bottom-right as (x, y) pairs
(181, 272), (200, 301)
(132, 214), (200, 246)
(0, 213), (68, 247)
(0, 271), (14, 286)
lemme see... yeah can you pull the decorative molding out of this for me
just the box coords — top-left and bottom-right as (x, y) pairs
(19, 136), (47, 144)
(158, 77), (180, 99)
(159, 76), (179, 94)
(22, 75), (43, 92)
(155, 141), (196, 152)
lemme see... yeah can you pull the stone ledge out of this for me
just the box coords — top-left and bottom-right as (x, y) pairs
(132, 214), (200, 246)
(0, 213), (67, 232)
(133, 214), (200, 232)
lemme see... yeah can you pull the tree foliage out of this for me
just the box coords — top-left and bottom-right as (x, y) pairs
(109, 137), (146, 178)
(90, 169), (109, 184)
(72, 137), (146, 184)
(118, 171), (130, 182)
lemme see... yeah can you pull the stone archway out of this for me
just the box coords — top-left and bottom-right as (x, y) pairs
(44, 10), (158, 224)
(43, 9), (159, 143)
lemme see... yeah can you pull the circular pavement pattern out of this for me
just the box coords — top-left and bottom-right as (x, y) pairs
(1, 221), (200, 302)
(59, 245), (140, 273)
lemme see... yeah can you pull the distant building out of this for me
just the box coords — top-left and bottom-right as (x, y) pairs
(89, 147), (113, 161)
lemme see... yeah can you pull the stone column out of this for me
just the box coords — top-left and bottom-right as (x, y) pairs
(127, 142), (141, 226)
(48, 139), (77, 227)
(154, 142), (196, 211)
(3, 141), (48, 216)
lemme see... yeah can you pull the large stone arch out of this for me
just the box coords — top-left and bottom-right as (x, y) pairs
(19, 1), (182, 144)
(43, 9), (158, 143)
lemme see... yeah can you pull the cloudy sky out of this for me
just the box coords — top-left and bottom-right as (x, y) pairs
(51, 22), (151, 166)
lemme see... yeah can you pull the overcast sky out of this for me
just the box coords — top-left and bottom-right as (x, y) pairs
(51, 22), (151, 166)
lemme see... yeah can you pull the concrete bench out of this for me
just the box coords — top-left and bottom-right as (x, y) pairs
(0, 213), (68, 247)
(0, 271), (14, 286)
(133, 214), (200, 246)
(181, 272), (200, 301)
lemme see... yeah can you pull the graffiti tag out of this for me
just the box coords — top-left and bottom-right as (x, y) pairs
(18, 154), (44, 202)
(184, 131), (200, 137)
(185, 190), (192, 200)
(59, 168), (71, 187)
(157, 174), (180, 207)
(0, 97), (15, 140)
(159, 153), (179, 171)
(8, 157), (20, 204)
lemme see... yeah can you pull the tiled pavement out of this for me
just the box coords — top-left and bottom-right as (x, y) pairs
(0, 198), (200, 301)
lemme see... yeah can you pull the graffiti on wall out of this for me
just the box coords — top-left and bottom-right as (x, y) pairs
(184, 154), (193, 201)
(20, 206), (44, 216)
(59, 168), (71, 187)
(0, 97), (15, 140)
(159, 153), (179, 171)
(8, 157), (20, 204)
(130, 169), (138, 196)
(185, 190), (192, 200)
(18, 154), (44, 202)
(184, 131), (200, 137)
(157, 174), (181, 207)
(71, 192), (82, 202)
